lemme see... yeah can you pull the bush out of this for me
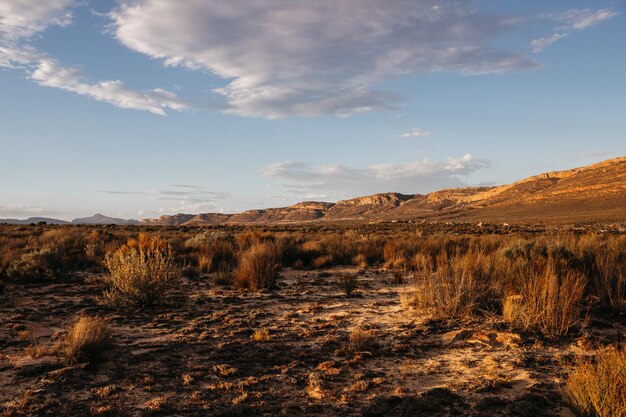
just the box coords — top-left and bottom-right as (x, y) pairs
(104, 234), (178, 308)
(504, 261), (586, 339)
(402, 251), (493, 319)
(6, 247), (62, 282)
(234, 242), (281, 290)
(566, 347), (626, 417)
(338, 273), (358, 296)
(60, 316), (112, 364)
(348, 328), (379, 354)
(186, 231), (238, 274)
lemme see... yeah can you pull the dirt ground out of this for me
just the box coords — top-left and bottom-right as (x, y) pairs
(1, 267), (624, 416)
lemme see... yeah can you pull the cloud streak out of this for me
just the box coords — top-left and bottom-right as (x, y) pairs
(401, 128), (430, 139)
(532, 8), (618, 52)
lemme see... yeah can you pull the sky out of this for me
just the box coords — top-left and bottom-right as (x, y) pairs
(1, 0), (625, 221)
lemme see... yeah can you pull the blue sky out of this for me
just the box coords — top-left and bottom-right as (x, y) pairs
(1, 0), (624, 220)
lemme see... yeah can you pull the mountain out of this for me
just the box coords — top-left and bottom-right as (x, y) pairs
(140, 157), (625, 225)
(71, 214), (140, 225)
(0, 217), (69, 225)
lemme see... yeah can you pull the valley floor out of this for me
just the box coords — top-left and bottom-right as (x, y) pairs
(1, 268), (623, 416)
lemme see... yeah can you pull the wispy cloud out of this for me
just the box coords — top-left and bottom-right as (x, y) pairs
(532, 8), (618, 52)
(555, 9), (619, 31)
(0, 203), (68, 219)
(531, 34), (567, 53)
(400, 128), (430, 139)
(578, 151), (610, 159)
(0, 0), (187, 115)
(111, 0), (538, 118)
(263, 154), (490, 200)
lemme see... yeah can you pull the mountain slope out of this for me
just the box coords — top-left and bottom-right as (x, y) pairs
(71, 214), (139, 225)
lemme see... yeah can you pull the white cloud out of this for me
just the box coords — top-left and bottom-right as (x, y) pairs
(111, 0), (537, 118)
(0, 0), (187, 115)
(263, 154), (490, 199)
(556, 9), (619, 31)
(531, 33), (567, 53)
(30, 59), (187, 115)
(401, 128), (430, 139)
(532, 8), (618, 52)
(0, 0), (78, 40)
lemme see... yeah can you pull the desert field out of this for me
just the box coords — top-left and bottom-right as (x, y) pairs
(0, 223), (624, 417)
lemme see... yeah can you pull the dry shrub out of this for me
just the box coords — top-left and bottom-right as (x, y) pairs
(504, 261), (586, 339)
(6, 247), (62, 282)
(60, 316), (112, 364)
(234, 242), (281, 290)
(384, 239), (413, 269)
(186, 231), (237, 274)
(38, 228), (90, 268)
(402, 250), (493, 319)
(590, 248), (626, 313)
(104, 234), (177, 308)
(348, 328), (379, 353)
(251, 328), (271, 342)
(566, 347), (626, 417)
(338, 273), (358, 296)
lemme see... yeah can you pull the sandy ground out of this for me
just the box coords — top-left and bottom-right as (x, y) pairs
(1, 268), (624, 416)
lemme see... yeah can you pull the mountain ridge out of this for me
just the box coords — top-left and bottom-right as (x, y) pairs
(1, 157), (624, 226)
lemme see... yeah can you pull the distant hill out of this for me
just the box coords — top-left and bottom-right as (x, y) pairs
(71, 214), (139, 225)
(0, 217), (69, 225)
(142, 156), (626, 225)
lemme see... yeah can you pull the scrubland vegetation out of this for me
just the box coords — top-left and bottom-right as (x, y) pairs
(0, 222), (624, 416)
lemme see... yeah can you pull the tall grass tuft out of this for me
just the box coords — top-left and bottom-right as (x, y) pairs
(234, 242), (281, 290)
(60, 316), (112, 364)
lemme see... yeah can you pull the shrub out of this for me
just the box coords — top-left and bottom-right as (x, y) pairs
(234, 242), (281, 290)
(402, 251), (493, 319)
(338, 273), (358, 296)
(590, 249), (626, 313)
(566, 347), (626, 417)
(187, 231), (238, 274)
(104, 234), (177, 308)
(348, 328), (379, 354)
(6, 247), (62, 282)
(504, 261), (586, 339)
(60, 316), (112, 364)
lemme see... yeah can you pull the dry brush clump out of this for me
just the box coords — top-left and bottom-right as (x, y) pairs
(185, 231), (238, 276)
(59, 316), (112, 364)
(566, 347), (626, 417)
(401, 250), (495, 320)
(104, 234), (178, 308)
(338, 273), (358, 296)
(234, 242), (282, 290)
(503, 260), (587, 339)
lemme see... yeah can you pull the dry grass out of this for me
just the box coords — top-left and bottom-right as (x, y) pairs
(338, 273), (358, 297)
(60, 316), (112, 364)
(348, 328), (379, 354)
(104, 234), (178, 308)
(505, 261), (586, 339)
(402, 251), (493, 320)
(234, 242), (281, 290)
(566, 347), (626, 417)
